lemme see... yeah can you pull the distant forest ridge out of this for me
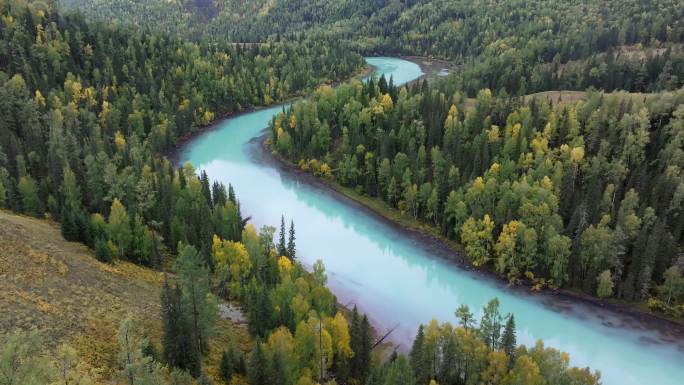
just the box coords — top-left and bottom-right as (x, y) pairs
(60, 0), (684, 96)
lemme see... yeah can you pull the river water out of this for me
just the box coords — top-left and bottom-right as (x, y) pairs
(178, 57), (683, 385)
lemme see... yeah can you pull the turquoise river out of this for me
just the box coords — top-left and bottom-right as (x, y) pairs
(179, 57), (684, 385)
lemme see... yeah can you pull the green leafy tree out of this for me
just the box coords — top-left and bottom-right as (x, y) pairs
(659, 266), (684, 305)
(381, 355), (416, 385)
(455, 304), (475, 331)
(108, 198), (131, 260)
(596, 270), (614, 299)
(17, 176), (41, 216)
(117, 317), (168, 385)
(480, 298), (503, 350)
(0, 331), (53, 385)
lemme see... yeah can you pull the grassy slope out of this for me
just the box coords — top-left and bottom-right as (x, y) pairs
(0, 210), (250, 381)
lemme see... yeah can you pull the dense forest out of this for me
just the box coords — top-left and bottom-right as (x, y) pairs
(272, 77), (684, 317)
(2, 0), (682, 384)
(59, 0), (279, 41)
(240, 0), (684, 94)
(63, 0), (684, 96)
(0, 0), (363, 264)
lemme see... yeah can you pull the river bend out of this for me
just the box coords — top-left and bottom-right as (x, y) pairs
(178, 57), (684, 385)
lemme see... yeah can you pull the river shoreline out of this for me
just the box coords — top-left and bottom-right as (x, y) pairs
(168, 62), (376, 165)
(168, 55), (442, 164)
(173, 56), (684, 385)
(257, 133), (684, 345)
(171, 53), (683, 345)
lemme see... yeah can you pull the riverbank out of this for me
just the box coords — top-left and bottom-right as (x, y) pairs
(260, 135), (684, 341)
(401, 55), (454, 83)
(170, 54), (444, 165)
(168, 62), (373, 165)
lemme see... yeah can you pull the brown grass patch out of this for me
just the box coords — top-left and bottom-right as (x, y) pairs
(0, 210), (249, 380)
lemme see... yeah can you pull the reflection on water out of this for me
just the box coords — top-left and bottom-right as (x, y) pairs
(178, 57), (684, 385)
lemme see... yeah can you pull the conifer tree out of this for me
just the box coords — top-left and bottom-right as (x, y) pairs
(269, 351), (288, 385)
(287, 220), (296, 259)
(246, 281), (273, 337)
(501, 314), (517, 367)
(410, 325), (430, 385)
(277, 215), (287, 256)
(228, 184), (236, 204)
(219, 349), (233, 382)
(175, 245), (217, 355)
(349, 306), (362, 381)
(360, 315), (372, 378)
(200, 170), (212, 206)
(248, 342), (269, 385)
(350, 309), (372, 383)
(160, 275), (201, 377)
(212, 181), (227, 206)
(94, 237), (113, 263)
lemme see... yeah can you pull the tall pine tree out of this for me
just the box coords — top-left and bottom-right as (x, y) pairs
(160, 275), (201, 377)
(277, 215), (287, 257)
(409, 325), (430, 385)
(501, 314), (517, 367)
(248, 342), (269, 385)
(287, 220), (296, 259)
(174, 245), (217, 355)
(350, 306), (372, 383)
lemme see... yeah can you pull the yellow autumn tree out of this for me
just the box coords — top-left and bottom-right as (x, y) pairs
(487, 125), (501, 142)
(34, 89), (45, 107)
(570, 146), (585, 164)
(291, 293), (311, 325)
(326, 312), (353, 360)
(295, 315), (333, 379)
(242, 224), (261, 259)
(380, 93), (394, 112)
(488, 162), (501, 175)
(460, 214), (494, 266)
(265, 326), (296, 360)
(496, 221), (521, 270)
(505, 355), (544, 385)
(508, 123), (522, 140)
(278, 255), (294, 277)
(482, 350), (509, 384)
(212, 235), (252, 291)
(114, 131), (126, 151)
(319, 163), (333, 179)
(201, 109), (214, 125)
(530, 133), (549, 155)
(444, 104), (459, 133)
(289, 114), (298, 130)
